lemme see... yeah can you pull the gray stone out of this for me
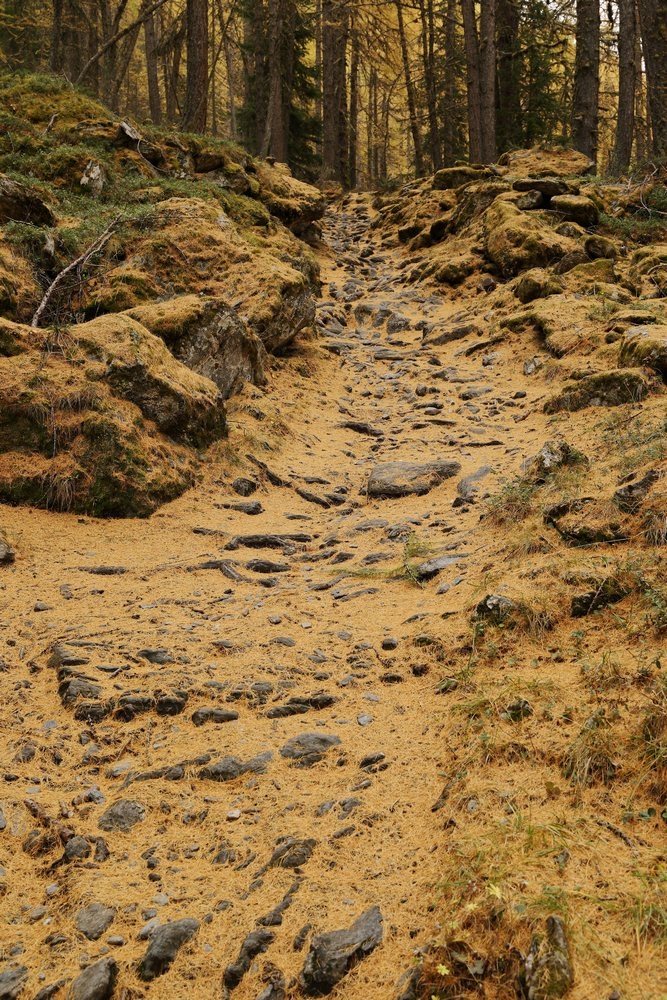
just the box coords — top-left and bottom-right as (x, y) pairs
(98, 799), (145, 832)
(75, 903), (115, 941)
(137, 918), (199, 980)
(69, 958), (117, 1000)
(0, 966), (27, 1000)
(367, 461), (460, 499)
(300, 906), (383, 995)
(280, 733), (341, 767)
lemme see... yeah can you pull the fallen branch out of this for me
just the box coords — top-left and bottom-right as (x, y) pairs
(31, 216), (122, 329)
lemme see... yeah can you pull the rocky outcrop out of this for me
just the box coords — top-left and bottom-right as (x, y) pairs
(0, 174), (55, 226)
(619, 325), (667, 379)
(0, 316), (224, 515)
(128, 295), (267, 399)
(544, 369), (650, 413)
(85, 198), (317, 354)
(484, 199), (577, 277)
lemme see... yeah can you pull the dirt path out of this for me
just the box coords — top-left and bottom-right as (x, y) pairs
(0, 196), (618, 998)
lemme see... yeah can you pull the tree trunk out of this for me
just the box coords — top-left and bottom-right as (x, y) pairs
(571, 0), (600, 165)
(495, 0), (520, 154)
(419, 0), (441, 171)
(183, 0), (208, 132)
(144, 10), (162, 123)
(479, 0), (496, 162)
(348, 24), (359, 188)
(443, 0), (459, 164)
(609, 0), (635, 174)
(396, 0), (425, 176)
(637, 0), (667, 158)
(322, 0), (349, 183)
(461, 0), (482, 161)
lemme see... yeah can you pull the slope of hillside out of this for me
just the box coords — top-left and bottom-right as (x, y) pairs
(1, 78), (667, 1000)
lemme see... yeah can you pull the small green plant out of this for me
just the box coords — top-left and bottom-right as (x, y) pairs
(484, 477), (536, 525)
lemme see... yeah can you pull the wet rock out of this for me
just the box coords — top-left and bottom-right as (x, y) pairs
(69, 958), (117, 1000)
(367, 460), (460, 499)
(138, 918), (199, 980)
(523, 915), (573, 999)
(98, 799), (145, 832)
(75, 902), (115, 941)
(544, 369), (649, 413)
(223, 928), (275, 990)
(280, 733), (341, 767)
(300, 906), (383, 995)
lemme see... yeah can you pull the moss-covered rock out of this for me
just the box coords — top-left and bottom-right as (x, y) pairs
(515, 268), (564, 304)
(433, 166), (493, 190)
(550, 194), (599, 228)
(84, 197), (318, 353)
(544, 369), (650, 413)
(484, 199), (576, 277)
(618, 325), (667, 379)
(498, 146), (594, 178)
(128, 295), (267, 399)
(255, 161), (326, 237)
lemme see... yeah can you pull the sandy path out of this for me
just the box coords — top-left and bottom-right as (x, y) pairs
(0, 196), (554, 999)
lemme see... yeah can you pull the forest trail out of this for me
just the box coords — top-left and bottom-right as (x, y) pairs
(0, 195), (652, 1000)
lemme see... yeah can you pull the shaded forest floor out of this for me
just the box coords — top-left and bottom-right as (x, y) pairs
(1, 190), (667, 1000)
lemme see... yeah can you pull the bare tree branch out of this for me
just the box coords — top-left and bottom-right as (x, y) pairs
(74, 0), (172, 85)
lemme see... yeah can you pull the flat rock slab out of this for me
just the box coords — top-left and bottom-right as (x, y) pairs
(367, 461), (461, 498)
(75, 903), (115, 941)
(280, 733), (341, 767)
(300, 905), (383, 994)
(0, 966), (27, 1000)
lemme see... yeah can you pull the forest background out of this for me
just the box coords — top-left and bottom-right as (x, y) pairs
(0, 1), (666, 188)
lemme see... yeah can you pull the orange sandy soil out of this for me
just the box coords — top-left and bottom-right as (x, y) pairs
(0, 194), (666, 999)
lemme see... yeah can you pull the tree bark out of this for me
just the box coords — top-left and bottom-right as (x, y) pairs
(144, 10), (162, 123)
(571, 0), (600, 164)
(637, 0), (667, 158)
(609, 0), (635, 174)
(395, 0), (425, 176)
(461, 0), (482, 162)
(183, 0), (208, 132)
(348, 24), (359, 187)
(322, 0), (349, 183)
(479, 0), (496, 162)
(495, 0), (520, 154)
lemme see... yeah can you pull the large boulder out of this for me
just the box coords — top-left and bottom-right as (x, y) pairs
(74, 313), (226, 446)
(498, 146), (595, 178)
(484, 199), (577, 277)
(128, 295), (267, 399)
(550, 193), (600, 227)
(367, 460), (461, 499)
(433, 166), (494, 190)
(0, 317), (222, 515)
(618, 325), (667, 379)
(0, 174), (55, 225)
(255, 161), (326, 237)
(84, 198), (318, 354)
(544, 369), (650, 414)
